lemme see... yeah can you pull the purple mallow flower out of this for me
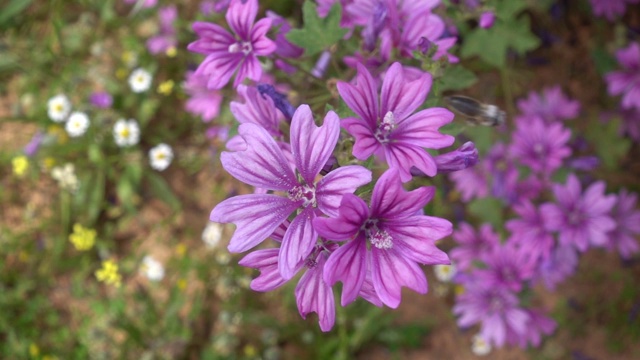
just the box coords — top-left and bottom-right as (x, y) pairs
(541, 174), (616, 252)
(533, 245), (578, 290)
(210, 105), (371, 279)
(313, 169), (451, 308)
(338, 62), (454, 182)
(230, 84), (286, 138)
(474, 243), (535, 292)
(605, 42), (640, 111)
(89, 91), (113, 108)
(23, 131), (44, 157)
(184, 71), (223, 122)
(506, 200), (555, 263)
(147, 5), (177, 55)
(188, 0), (277, 89)
(589, 0), (639, 21)
(479, 11), (495, 29)
(516, 85), (580, 122)
(411, 141), (478, 176)
(509, 116), (572, 175)
(454, 273), (529, 348)
(266, 11), (304, 59)
(605, 189), (640, 259)
(450, 222), (499, 270)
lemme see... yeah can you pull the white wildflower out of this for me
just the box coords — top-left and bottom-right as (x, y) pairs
(65, 112), (90, 137)
(47, 94), (71, 122)
(149, 143), (173, 171)
(140, 255), (165, 282)
(128, 68), (152, 93)
(202, 222), (223, 249)
(51, 163), (79, 192)
(471, 334), (492, 356)
(113, 119), (140, 147)
(434, 263), (457, 283)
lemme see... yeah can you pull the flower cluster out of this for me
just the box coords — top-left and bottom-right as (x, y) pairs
(194, 0), (473, 331)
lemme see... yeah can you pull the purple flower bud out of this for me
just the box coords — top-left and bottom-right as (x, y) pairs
(362, 1), (387, 51)
(311, 51), (332, 79)
(89, 91), (113, 108)
(479, 11), (495, 29)
(417, 37), (434, 55)
(23, 131), (44, 157)
(320, 155), (338, 176)
(435, 142), (479, 173)
(257, 84), (296, 120)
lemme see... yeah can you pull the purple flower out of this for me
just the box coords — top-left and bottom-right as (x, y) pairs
(589, 0), (639, 21)
(210, 105), (371, 279)
(508, 309), (557, 348)
(184, 71), (223, 122)
(89, 91), (113, 109)
(266, 11), (304, 59)
(453, 274), (529, 348)
(605, 189), (640, 259)
(533, 245), (578, 290)
(541, 174), (617, 252)
(474, 243), (535, 292)
(450, 222), (500, 270)
(412, 141), (478, 175)
(23, 131), (44, 157)
(313, 169), (451, 308)
(479, 11), (495, 29)
(230, 84), (286, 138)
(510, 116), (572, 175)
(147, 6), (178, 55)
(516, 86), (580, 122)
(200, 0), (231, 14)
(449, 166), (488, 202)
(187, 0), (277, 89)
(311, 51), (332, 78)
(605, 42), (640, 111)
(506, 200), (555, 263)
(338, 62), (454, 182)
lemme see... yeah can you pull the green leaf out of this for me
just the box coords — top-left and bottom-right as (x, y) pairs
(439, 65), (478, 91)
(145, 172), (181, 211)
(468, 197), (504, 229)
(586, 118), (631, 170)
(495, 0), (528, 20)
(591, 46), (617, 75)
(286, 1), (348, 56)
(439, 122), (466, 136)
(0, 0), (34, 27)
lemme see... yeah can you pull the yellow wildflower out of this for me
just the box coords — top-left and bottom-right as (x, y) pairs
(454, 284), (466, 296)
(175, 243), (186, 257)
(243, 345), (257, 357)
(165, 46), (177, 57)
(42, 157), (56, 171)
(69, 224), (96, 251)
(177, 278), (187, 291)
(12, 155), (29, 177)
(96, 260), (122, 288)
(29, 343), (39, 357)
(157, 80), (175, 95)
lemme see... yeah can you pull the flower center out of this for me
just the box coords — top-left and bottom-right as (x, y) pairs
(374, 111), (395, 144)
(54, 103), (64, 112)
(567, 211), (582, 225)
(533, 143), (545, 155)
(120, 128), (130, 138)
(363, 219), (393, 249)
(287, 184), (317, 208)
(228, 41), (253, 56)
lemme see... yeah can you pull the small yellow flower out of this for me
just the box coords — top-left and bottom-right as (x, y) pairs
(177, 278), (187, 291)
(47, 124), (68, 144)
(454, 284), (466, 296)
(157, 80), (175, 95)
(116, 68), (128, 80)
(96, 260), (122, 288)
(69, 224), (97, 251)
(166, 46), (177, 57)
(42, 157), (56, 171)
(175, 243), (186, 257)
(12, 155), (29, 177)
(29, 343), (39, 357)
(243, 345), (257, 357)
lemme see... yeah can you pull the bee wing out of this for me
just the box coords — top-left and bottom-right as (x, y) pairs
(445, 95), (484, 118)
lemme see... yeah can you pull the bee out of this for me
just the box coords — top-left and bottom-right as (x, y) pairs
(444, 95), (506, 127)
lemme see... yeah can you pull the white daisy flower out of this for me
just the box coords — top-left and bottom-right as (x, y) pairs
(471, 334), (492, 356)
(140, 255), (165, 282)
(434, 263), (457, 283)
(202, 222), (223, 249)
(113, 119), (140, 147)
(128, 68), (152, 93)
(65, 112), (90, 137)
(149, 143), (173, 171)
(51, 163), (79, 192)
(47, 94), (71, 122)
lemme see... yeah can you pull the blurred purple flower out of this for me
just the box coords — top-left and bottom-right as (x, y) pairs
(508, 309), (557, 348)
(605, 189), (640, 259)
(187, 0), (277, 89)
(266, 11), (304, 59)
(89, 91), (113, 109)
(449, 166), (488, 202)
(589, 0), (639, 21)
(147, 6), (177, 55)
(338, 62), (454, 182)
(311, 51), (332, 78)
(605, 42), (640, 111)
(506, 200), (555, 263)
(210, 105), (371, 279)
(200, 0), (231, 14)
(475, 243), (535, 292)
(479, 11), (495, 29)
(429, 141), (478, 174)
(541, 174), (617, 252)
(23, 131), (44, 157)
(205, 126), (229, 142)
(450, 222), (500, 270)
(454, 273), (529, 348)
(230, 84), (286, 137)
(510, 116), (572, 175)
(313, 169), (451, 308)
(533, 245), (578, 290)
(184, 71), (223, 122)
(516, 86), (580, 122)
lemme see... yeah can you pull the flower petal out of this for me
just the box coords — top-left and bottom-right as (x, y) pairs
(316, 165), (372, 217)
(392, 107), (455, 148)
(210, 194), (298, 252)
(323, 234), (367, 306)
(188, 22), (235, 54)
(290, 105), (340, 184)
(337, 63), (379, 127)
(239, 248), (288, 291)
(226, 0), (258, 40)
(380, 62), (432, 121)
(371, 247), (428, 308)
(342, 117), (380, 160)
(195, 52), (243, 90)
(387, 216), (452, 264)
(220, 123), (298, 190)
(295, 252), (335, 332)
(313, 194), (369, 240)
(251, 18), (277, 55)
(279, 208), (318, 280)
(371, 169), (435, 218)
(233, 56), (262, 87)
